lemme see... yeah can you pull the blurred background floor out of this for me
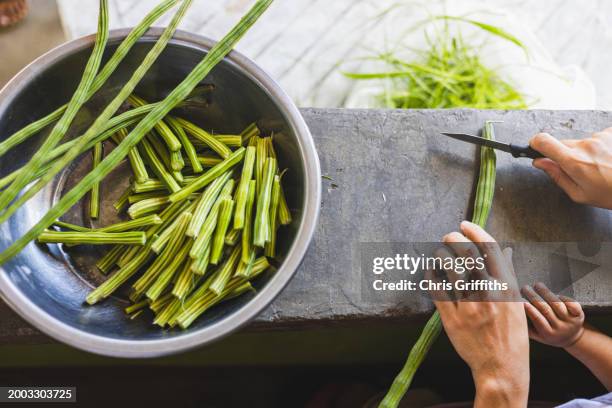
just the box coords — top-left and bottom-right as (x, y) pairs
(0, 0), (65, 86)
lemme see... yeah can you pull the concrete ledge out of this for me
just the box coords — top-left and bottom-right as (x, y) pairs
(3, 108), (612, 343)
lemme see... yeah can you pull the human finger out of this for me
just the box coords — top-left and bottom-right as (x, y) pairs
(534, 282), (568, 318)
(521, 285), (559, 326)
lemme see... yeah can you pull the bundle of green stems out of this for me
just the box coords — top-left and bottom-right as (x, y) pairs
(0, 0), (279, 328)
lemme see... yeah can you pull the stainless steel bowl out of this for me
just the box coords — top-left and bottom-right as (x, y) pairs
(0, 29), (321, 357)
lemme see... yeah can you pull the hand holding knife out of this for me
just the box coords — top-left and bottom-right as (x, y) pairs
(441, 132), (544, 159)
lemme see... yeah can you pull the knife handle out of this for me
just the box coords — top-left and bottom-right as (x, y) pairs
(509, 144), (545, 159)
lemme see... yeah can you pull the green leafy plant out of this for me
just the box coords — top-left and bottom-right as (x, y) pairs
(345, 17), (528, 109)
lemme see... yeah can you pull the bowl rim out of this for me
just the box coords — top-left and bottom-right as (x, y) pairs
(0, 28), (321, 358)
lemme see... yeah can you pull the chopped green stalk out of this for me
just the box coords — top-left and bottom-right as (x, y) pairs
(190, 241), (211, 275)
(197, 155), (222, 167)
(175, 282), (237, 328)
(210, 197), (235, 265)
(117, 128), (149, 183)
(175, 117), (231, 159)
(214, 135), (242, 147)
(380, 122), (497, 408)
(96, 244), (126, 273)
(169, 147), (245, 203)
(190, 198), (221, 259)
(240, 122), (260, 144)
(167, 270), (219, 327)
(250, 256), (270, 277)
(99, 214), (162, 233)
(167, 116), (202, 173)
(0, 0), (275, 266)
(172, 170), (184, 183)
(153, 298), (182, 327)
(147, 199), (192, 240)
(176, 260), (268, 329)
(171, 149), (185, 171)
(125, 299), (150, 315)
(172, 258), (196, 299)
(278, 187), (292, 226)
(0, 0), (180, 160)
(150, 219), (178, 254)
(140, 138), (181, 193)
(266, 139), (292, 225)
(133, 179), (165, 193)
(186, 172), (232, 237)
(151, 202), (197, 254)
(241, 180), (256, 263)
(86, 236), (157, 304)
(133, 212), (191, 295)
(128, 94), (181, 151)
(113, 184), (132, 212)
(128, 191), (166, 204)
(253, 158), (277, 247)
(118, 245), (140, 268)
(150, 292), (174, 313)
(255, 137), (267, 191)
(209, 245), (241, 295)
(53, 220), (90, 232)
(38, 231), (146, 246)
(0, 0), (109, 214)
(233, 145), (256, 229)
(225, 229), (240, 246)
(146, 242), (191, 301)
(89, 142), (103, 219)
(265, 175), (281, 257)
(127, 196), (169, 219)
(234, 251), (256, 279)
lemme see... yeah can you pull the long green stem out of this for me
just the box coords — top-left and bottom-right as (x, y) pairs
(0, 0), (180, 159)
(0, 0), (109, 213)
(0, 0), (193, 225)
(128, 94), (182, 151)
(0, 0), (274, 267)
(379, 121), (497, 408)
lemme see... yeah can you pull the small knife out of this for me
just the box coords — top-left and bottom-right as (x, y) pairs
(441, 132), (544, 159)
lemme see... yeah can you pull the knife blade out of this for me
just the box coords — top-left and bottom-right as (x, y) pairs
(440, 132), (544, 159)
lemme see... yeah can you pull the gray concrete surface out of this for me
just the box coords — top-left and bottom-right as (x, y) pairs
(2, 108), (612, 343)
(0, 0), (65, 87)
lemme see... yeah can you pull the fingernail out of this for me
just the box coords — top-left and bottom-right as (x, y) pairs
(460, 221), (473, 231)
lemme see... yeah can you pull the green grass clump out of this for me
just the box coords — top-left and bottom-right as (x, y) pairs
(345, 17), (528, 109)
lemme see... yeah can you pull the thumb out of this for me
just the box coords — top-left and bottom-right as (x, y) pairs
(530, 133), (573, 165)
